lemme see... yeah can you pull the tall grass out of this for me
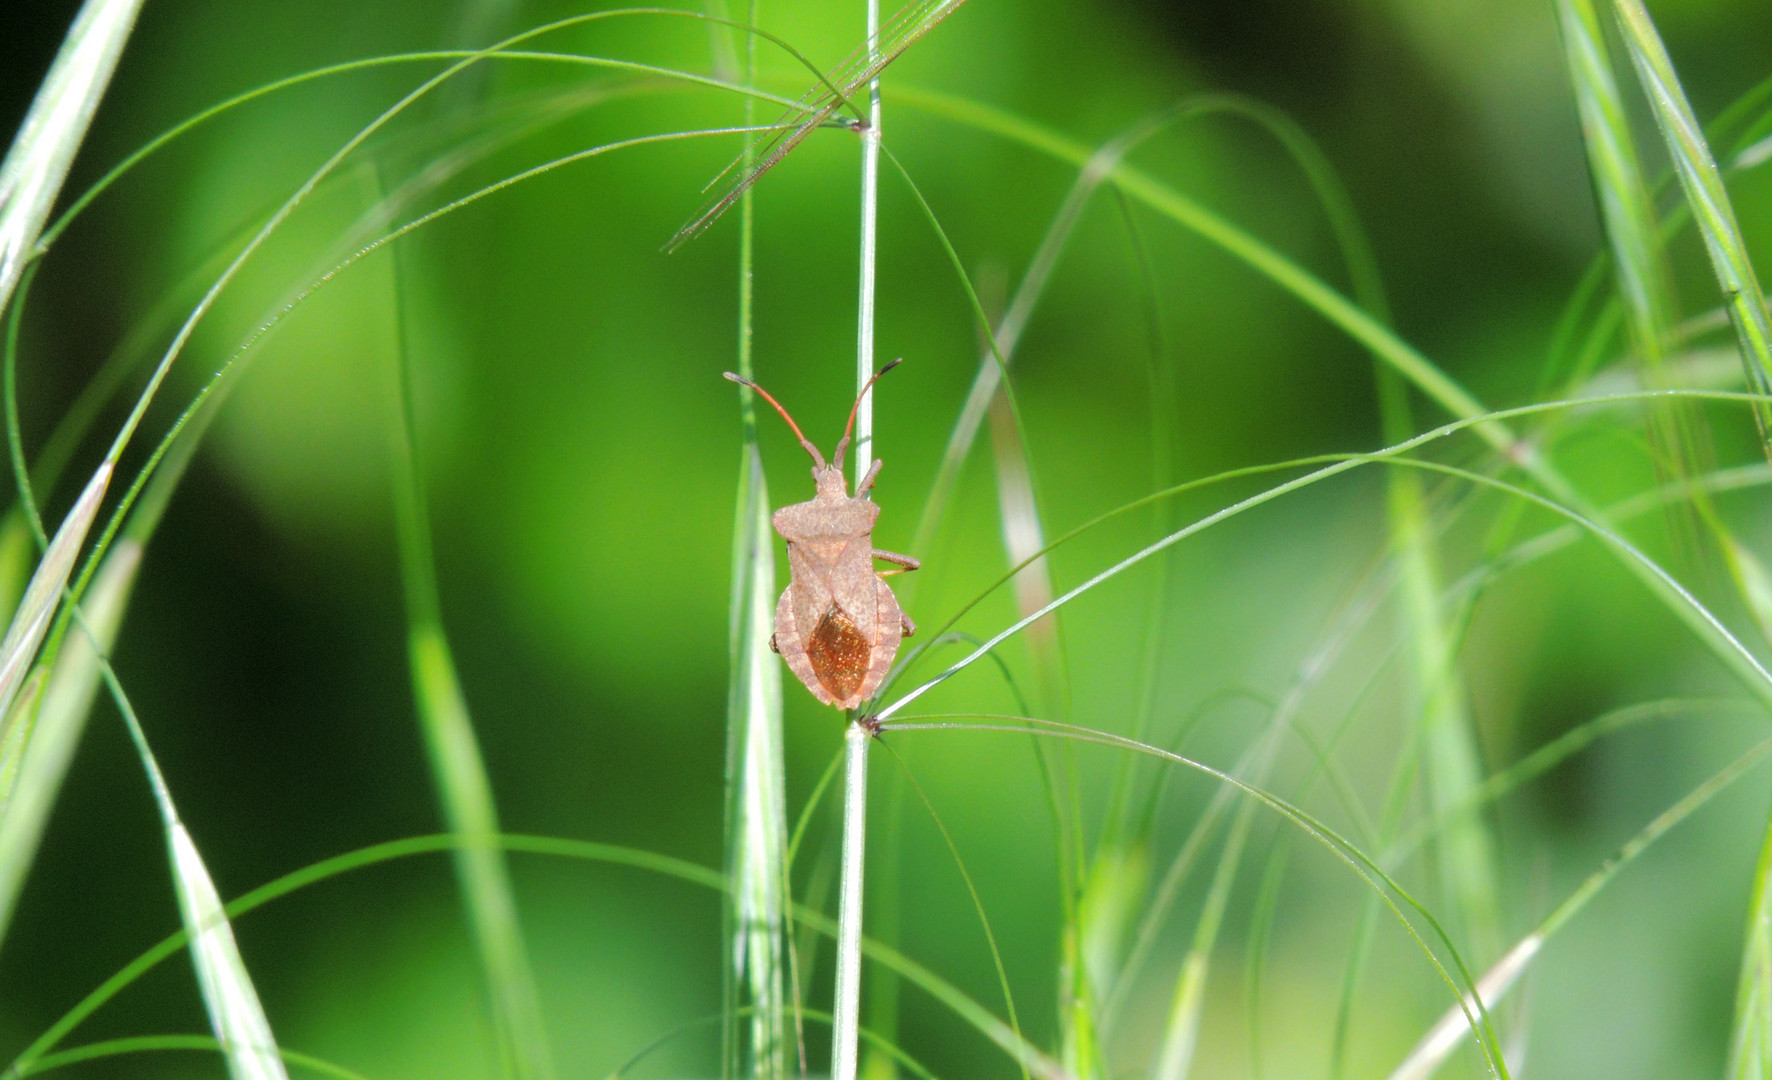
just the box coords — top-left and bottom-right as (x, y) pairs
(7, 3), (1772, 1079)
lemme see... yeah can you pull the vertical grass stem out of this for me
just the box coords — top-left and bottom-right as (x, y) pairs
(835, 4), (883, 1076)
(832, 721), (871, 1080)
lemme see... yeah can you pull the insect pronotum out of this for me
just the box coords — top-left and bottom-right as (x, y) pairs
(724, 361), (918, 711)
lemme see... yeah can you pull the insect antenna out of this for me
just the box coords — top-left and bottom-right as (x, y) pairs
(724, 371), (827, 467)
(832, 358), (902, 470)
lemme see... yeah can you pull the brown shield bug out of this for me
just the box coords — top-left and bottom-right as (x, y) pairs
(724, 361), (918, 711)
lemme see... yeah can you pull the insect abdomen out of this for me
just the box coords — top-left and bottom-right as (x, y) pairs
(805, 603), (871, 702)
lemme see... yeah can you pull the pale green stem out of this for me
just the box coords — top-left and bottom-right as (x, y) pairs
(834, 3), (884, 1076)
(832, 722), (872, 1080)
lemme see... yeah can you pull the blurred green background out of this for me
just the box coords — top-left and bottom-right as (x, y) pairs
(5, 0), (1772, 1077)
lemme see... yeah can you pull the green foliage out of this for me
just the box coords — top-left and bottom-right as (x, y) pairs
(6, 2), (1772, 1079)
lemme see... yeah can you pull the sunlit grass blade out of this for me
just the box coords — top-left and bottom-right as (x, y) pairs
(1607, 0), (1772, 444)
(0, 0), (145, 316)
(0, 537), (138, 939)
(166, 822), (288, 1080)
(389, 242), (551, 1080)
(665, 0), (969, 251)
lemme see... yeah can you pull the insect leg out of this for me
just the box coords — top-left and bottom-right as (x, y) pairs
(872, 549), (919, 571)
(900, 611), (917, 637)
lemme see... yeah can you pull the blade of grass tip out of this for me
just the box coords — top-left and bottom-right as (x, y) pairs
(0, 537), (138, 940)
(1608, 0), (1772, 449)
(834, 3), (886, 1077)
(0, 0), (145, 317)
(722, 2), (793, 1061)
(387, 230), (550, 1080)
(91, 646), (288, 1080)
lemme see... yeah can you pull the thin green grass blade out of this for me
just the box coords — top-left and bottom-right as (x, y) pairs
(884, 87), (1772, 713)
(883, 716), (1509, 1079)
(0, 0), (145, 316)
(388, 233), (551, 1080)
(1390, 473), (1500, 959)
(722, 3), (793, 1061)
(1607, 0), (1772, 445)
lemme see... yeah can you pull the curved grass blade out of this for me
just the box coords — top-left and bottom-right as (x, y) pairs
(0, 0), (144, 317)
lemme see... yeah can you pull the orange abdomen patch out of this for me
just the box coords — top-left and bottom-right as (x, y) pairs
(806, 604), (870, 702)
